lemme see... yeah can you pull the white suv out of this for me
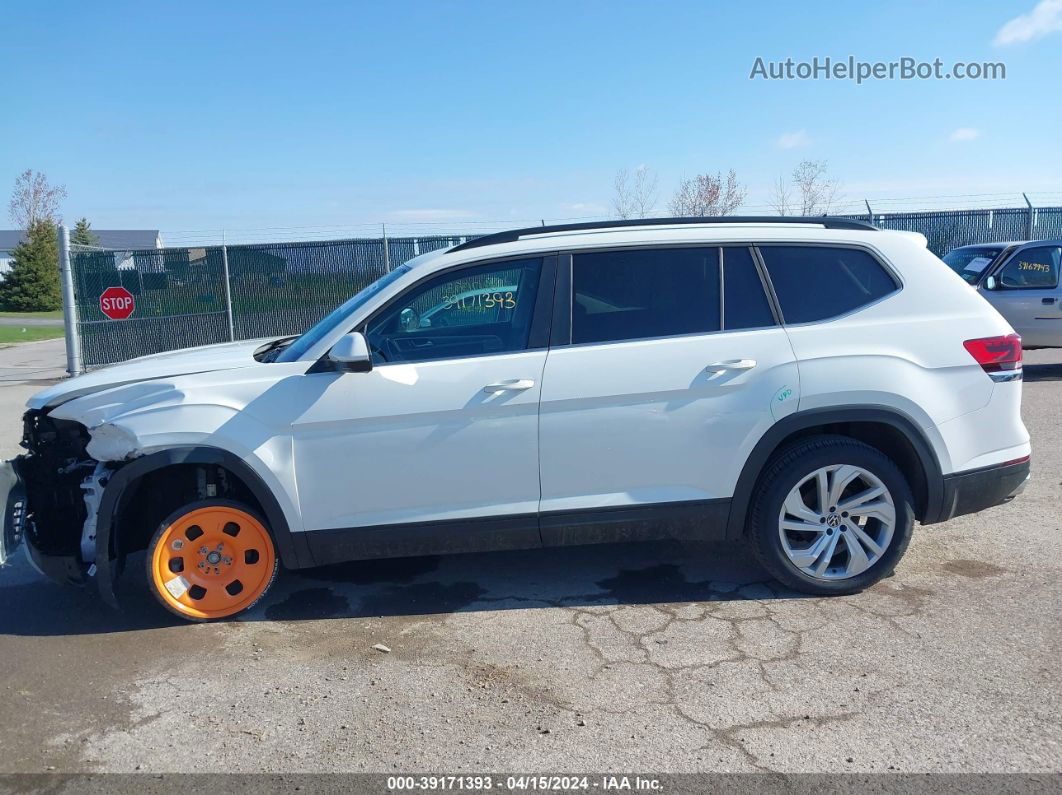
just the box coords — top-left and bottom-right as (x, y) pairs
(0, 218), (1032, 621)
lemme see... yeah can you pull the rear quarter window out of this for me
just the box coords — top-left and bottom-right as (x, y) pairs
(758, 245), (898, 324)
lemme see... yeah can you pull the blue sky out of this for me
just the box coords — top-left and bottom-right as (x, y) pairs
(2, 0), (1061, 242)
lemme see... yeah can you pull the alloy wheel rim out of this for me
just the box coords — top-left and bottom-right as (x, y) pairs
(777, 464), (896, 581)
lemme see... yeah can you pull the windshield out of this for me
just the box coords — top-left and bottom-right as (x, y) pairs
(275, 264), (412, 362)
(942, 247), (1004, 284)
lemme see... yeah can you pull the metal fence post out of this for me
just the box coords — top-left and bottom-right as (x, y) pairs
(1023, 193), (1034, 240)
(57, 224), (83, 377)
(382, 223), (390, 270)
(220, 237), (236, 341)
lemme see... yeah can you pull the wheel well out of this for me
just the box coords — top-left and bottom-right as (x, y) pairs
(764, 422), (929, 520)
(115, 463), (269, 555)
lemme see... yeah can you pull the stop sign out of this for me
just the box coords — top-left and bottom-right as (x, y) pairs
(99, 286), (135, 320)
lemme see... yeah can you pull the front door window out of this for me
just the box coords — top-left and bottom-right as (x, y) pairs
(365, 258), (543, 364)
(996, 246), (1061, 290)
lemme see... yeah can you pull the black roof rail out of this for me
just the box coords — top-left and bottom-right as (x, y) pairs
(449, 215), (878, 252)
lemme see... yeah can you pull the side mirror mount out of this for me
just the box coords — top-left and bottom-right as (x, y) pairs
(328, 332), (372, 373)
(984, 275), (998, 291)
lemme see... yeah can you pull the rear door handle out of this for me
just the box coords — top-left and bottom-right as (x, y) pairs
(705, 359), (757, 373)
(1042, 297), (1057, 305)
(482, 378), (535, 393)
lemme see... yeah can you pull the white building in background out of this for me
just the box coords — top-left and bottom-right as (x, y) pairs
(0, 229), (162, 275)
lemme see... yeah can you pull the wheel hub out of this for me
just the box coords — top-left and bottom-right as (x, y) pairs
(195, 542), (233, 574)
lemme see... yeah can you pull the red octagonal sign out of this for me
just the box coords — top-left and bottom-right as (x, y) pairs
(99, 286), (135, 320)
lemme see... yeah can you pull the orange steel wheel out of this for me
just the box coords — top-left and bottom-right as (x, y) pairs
(148, 501), (278, 621)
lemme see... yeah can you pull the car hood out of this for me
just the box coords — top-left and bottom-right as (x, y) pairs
(27, 337), (277, 410)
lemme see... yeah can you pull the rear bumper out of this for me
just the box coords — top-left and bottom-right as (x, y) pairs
(936, 457), (1031, 523)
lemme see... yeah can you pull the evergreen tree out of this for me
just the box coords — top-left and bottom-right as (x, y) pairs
(0, 220), (61, 311)
(72, 217), (98, 247)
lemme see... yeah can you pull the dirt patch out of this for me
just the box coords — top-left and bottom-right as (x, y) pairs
(942, 559), (1008, 579)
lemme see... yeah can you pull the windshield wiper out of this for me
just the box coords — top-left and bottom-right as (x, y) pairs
(255, 335), (298, 363)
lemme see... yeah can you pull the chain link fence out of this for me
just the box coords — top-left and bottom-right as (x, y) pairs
(840, 205), (1062, 254)
(67, 205), (1062, 370)
(70, 236), (467, 368)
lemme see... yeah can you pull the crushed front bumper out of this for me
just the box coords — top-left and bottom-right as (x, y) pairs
(3, 411), (99, 586)
(1, 456), (89, 584)
(0, 459), (26, 567)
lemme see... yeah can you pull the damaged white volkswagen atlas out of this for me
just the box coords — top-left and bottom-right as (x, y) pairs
(0, 218), (1032, 621)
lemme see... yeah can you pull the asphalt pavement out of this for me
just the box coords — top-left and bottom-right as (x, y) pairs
(0, 341), (1059, 774)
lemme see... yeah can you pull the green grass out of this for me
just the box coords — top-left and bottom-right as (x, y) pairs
(0, 326), (66, 344)
(0, 310), (64, 319)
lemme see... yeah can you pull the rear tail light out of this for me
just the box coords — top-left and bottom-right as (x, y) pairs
(963, 334), (1022, 373)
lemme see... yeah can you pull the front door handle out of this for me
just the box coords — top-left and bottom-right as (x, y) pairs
(483, 378), (535, 393)
(1042, 297), (1057, 305)
(706, 359), (757, 373)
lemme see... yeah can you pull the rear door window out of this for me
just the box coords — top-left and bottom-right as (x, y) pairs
(572, 247), (721, 344)
(723, 247), (776, 330)
(758, 245), (898, 324)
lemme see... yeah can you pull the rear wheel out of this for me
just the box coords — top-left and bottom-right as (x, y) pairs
(146, 500), (278, 621)
(748, 436), (915, 595)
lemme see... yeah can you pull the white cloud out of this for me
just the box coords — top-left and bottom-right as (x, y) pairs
(386, 209), (477, 222)
(949, 127), (981, 142)
(564, 202), (608, 215)
(994, 0), (1062, 45)
(777, 130), (810, 150)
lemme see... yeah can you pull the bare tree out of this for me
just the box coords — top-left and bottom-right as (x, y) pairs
(612, 165), (658, 219)
(8, 169), (66, 229)
(668, 170), (746, 217)
(768, 174), (792, 215)
(791, 159), (839, 215)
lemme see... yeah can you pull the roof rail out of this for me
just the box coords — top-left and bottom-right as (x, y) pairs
(449, 215), (878, 252)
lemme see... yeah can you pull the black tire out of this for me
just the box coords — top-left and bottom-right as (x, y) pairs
(145, 499), (280, 622)
(748, 435), (915, 596)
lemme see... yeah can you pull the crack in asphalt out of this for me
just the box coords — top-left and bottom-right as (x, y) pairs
(56, 560), (944, 772)
(405, 574), (933, 771)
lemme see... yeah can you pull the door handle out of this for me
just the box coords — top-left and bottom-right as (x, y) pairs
(705, 359), (757, 373)
(482, 378), (535, 393)
(1042, 297), (1057, 305)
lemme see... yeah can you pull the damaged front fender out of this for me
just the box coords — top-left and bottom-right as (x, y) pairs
(83, 423), (142, 462)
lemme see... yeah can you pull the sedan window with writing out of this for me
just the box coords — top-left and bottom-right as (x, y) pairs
(996, 246), (1061, 290)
